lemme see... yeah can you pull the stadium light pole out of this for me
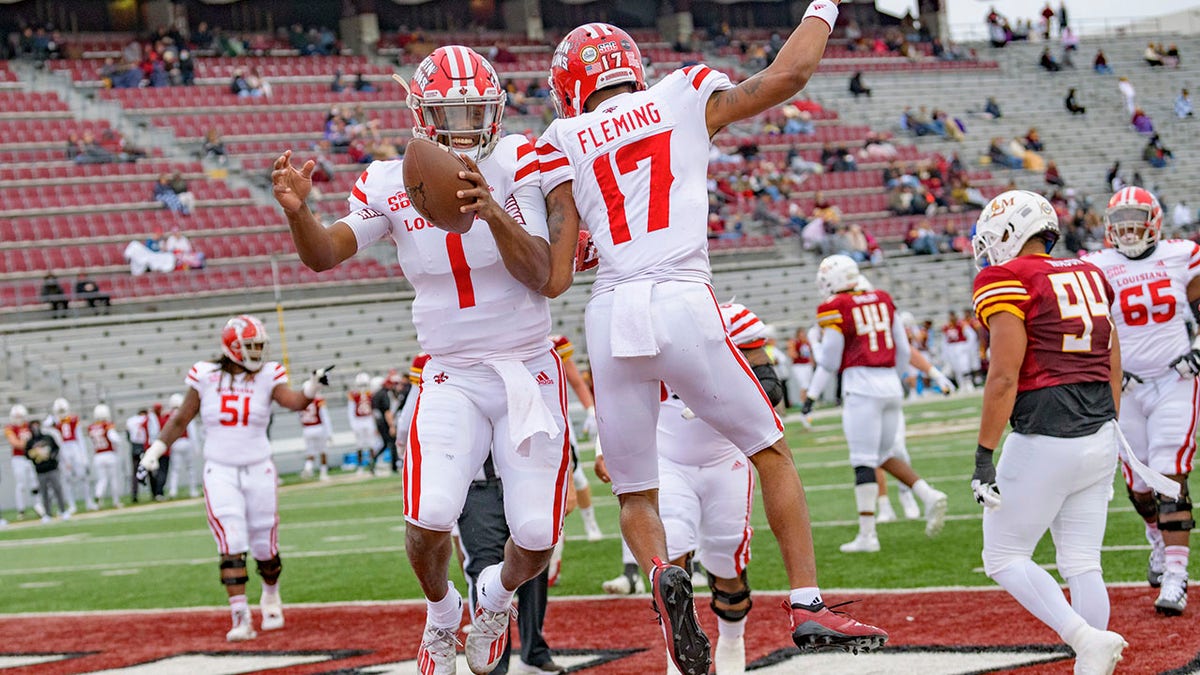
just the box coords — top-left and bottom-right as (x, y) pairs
(270, 257), (292, 377)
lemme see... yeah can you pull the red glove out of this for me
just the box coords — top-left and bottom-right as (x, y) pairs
(574, 229), (599, 272)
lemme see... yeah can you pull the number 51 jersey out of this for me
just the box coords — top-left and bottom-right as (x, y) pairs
(538, 65), (734, 295)
(340, 134), (550, 366)
(1084, 240), (1200, 379)
(187, 360), (287, 466)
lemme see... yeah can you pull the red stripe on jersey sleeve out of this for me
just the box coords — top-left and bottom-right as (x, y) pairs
(351, 184), (368, 204)
(689, 66), (713, 90)
(1189, 257), (1200, 270)
(536, 141), (561, 156)
(739, 338), (767, 349)
(729, 318), (761, 337)
(514, 160), (539, 182)
(517, 142), (534, 160)
(540, 157), (569, 172)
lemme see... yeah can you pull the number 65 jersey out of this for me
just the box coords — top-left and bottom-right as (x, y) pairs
(339, 134), (550, 366)
(1084, 240), (1200, 379)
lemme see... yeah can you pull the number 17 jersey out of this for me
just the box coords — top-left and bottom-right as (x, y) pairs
(538, 65), (734, 295)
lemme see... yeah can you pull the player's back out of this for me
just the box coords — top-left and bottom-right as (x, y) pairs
(1084, 240), (1199, 378)
(538, 66), (732, 293)
(816, 290), (903, 398)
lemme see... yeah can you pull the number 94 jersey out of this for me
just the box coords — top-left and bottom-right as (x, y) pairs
(340, 134), (550, 366)
(186, 360), (287, 466)
(1084, 240), (1200, 379)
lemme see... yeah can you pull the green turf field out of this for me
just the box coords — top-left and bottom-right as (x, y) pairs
(0, 394), (1187, 614)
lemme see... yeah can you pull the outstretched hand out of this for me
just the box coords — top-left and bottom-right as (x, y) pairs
(456, 155), (503, 225)
(272, 150), (316, 214)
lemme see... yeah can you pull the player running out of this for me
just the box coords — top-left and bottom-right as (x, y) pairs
(137, 315), (331, 642)
(273, 46), (570, 675)
(799, 255), (948, 553)
(1083, 186), (1200, 615)
(969, 190), (1180, 674)
(537, 4), (886, 672)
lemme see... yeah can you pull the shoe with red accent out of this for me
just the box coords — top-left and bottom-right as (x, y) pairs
(650, 557), (711, 675)
(784, 599), (888, 654)
(417, 620), (460, 675)
(464, 604), (514, 674)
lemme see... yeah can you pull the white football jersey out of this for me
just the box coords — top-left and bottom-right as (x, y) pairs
(1084, 240), (1200, 378)
(186, 360), (287, 466)
(340, 134), (550, 367)
(538, 65), (734, 295)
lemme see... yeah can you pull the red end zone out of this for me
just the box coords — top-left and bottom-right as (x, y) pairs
(0, 587), (1195, 674)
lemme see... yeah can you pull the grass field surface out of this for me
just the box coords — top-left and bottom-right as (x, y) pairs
(0, 393), (1187, 615)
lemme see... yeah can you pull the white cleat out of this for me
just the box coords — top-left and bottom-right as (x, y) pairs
(226, 608), (258, 642)
(601, 572), (645, 595)
(464, 605), (513, 674)
(33, 503), (47, 518)
(1155, 572), (1188, 616)
(897, 489), (921, 520)
(1069, 625), (1126, 675)
(839, 532), (880, 553)
(584, 521), (604, 542)
(923, 490), (949, 538)
(261, 595), (284, 631)
(417, 621), (460, 675)
(876, 496), (897, 524)
(713, 636), (746, 675)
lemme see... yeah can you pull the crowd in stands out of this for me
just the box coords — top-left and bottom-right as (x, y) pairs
(124, 228), (205, 275)
(66, 130), (147, 164)
(40, 272), (110, 317)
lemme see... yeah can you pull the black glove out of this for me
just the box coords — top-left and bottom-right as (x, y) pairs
(800, 398), (814, 416)
(1171, 350), (1200, 378)
(135, 463), (151, 486)
(315, 364), (335, 385)
(970, 445), (1001, 508)
(1121, 371), (1143, 391)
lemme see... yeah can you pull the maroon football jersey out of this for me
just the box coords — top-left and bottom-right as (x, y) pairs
(942, 322), (968, 343)
(973, 254), (1114, 393)
(816, 289), (898, 370)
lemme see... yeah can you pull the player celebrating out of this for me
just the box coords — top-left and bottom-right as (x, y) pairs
(800, 255), (948, 553)
(46, 398), (96, 513)
(87, 405), (123, 509)
(1083, 186), (1200, 615)
(137, 315), (331, 641)
(299, 392), (334, 481)
(968, 190), (1176, 673)
(273, 46), (571, 675)
(536, 4), (886, 672)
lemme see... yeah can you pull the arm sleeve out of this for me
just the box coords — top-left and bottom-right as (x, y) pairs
(807, 330), (845, 400)
(892, 313), (912, 375)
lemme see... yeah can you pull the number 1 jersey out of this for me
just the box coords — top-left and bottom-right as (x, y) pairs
(538, 65), (734, 295)
(340, 134), (551, 366)
(1084, 240), (1200, 379)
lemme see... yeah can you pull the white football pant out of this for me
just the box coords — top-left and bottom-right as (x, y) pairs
(203, 458), (279, 559)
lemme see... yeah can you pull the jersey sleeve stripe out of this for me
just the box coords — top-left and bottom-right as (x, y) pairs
(738, 338), (767, 349)
(1189, 258), (1200, 270)
(728, 318), (761, 337)
(516, 142), (534, 160)
(514, 160), (539, 182)
(973, 280), (1027, 298)
(539, 157), (569, 172)
(536, 142), (562, 156)
(978, 303), (1026, 325)
(274, 372), (287, 381)
(816, 310), (841, 320)
(351, 184), (368, 204)
(974, 292), (1031, 310)
(974, 286), (1031, 304)
(689, 65), (713, 90)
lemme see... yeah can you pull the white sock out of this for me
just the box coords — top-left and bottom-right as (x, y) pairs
(1145, 522), (1165, 551)
(718, 617), (746, 640)
(426, 581), (463, 628)
(1166, 545), (1190, 576)
(858, 515), (877, 538)
(477, 562), (515, 613)
(229, 594), (248, 618)
(789, 587), (822, 607)
(261, 582), (280, 603)
(621, 538), (637, 566)
(991, 560), (1086, 641)
(1066, 570), (1110, 630)
(911, 479), (939, 503)
(580, 506), (598, 529)
(303, 459), (313, 472)
(853, 482), (876, 537)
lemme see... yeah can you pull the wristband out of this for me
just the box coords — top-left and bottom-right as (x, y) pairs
(803, 1), (840, 34)
(975, 444), (994, 459)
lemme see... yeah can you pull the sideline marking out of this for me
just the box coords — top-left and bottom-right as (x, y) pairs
(0, 654), (73, 668)
(82, 653), (332, 675)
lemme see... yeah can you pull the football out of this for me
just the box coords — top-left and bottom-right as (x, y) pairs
(402, 138), (476, 234)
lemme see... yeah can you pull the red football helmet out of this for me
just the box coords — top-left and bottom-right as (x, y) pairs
(408, 46), (506, 161)
(221, 314), (269, 372)
(1105, 186), (1163, 258)
(549, 23), (646, 118)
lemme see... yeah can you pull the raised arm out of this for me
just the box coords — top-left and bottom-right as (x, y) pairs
(705, 1), (841, 136)
(272, 150), (359, 272)
(541, 182), (582, 298)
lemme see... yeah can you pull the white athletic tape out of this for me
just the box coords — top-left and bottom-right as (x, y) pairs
(1113, 421), (1181, 499)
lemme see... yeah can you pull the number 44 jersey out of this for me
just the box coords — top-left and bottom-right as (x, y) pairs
(1084, 240), (1200, 379)
(815, 288), (905, 398)
(340, 134), (550, 366)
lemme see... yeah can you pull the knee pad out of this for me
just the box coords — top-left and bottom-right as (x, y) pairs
(751, 364), (783, 407)
(219, 553), (249, 586)
(256, 554), (282, 585)
(572, 463), (589, 491)
(1157, 478), (1194, 531)
(708, 569), (752, 622)
(853, 465), (876, 485)
(1127, 488), (1159, 520)
(510, 517), (557, 553)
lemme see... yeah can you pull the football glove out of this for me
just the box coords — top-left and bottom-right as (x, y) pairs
(574, 230), (599, 272)
(799, 398), (814, 416)
(582, 406), (598, 438)
(928, 367), (956, 395)
(971, 445), (1001, 509)
(1121, 371), (1144, 391)
(1170, 351), (1200, 379)
(303, 364), (336, 398)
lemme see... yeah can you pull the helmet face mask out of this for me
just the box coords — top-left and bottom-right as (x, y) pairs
(973, 190), (1060, 268)
(221, 315), (269, 372)
(409, 46), (505, 162)
(549, 23), (646, 119)
(1105, 187), (1162, 258)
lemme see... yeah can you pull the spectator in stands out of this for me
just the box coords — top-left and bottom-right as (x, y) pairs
(1172, 200), (1195, 229)
(1065, 87), (1086, 115)
(935, 110), (965, 142)
(950, 176), (988, 209)
(325, 117), (351, 150)
(74, 274), (110, 311)
(248, 67), (271, 97)
(844, 224), (870, 263)
(861, 132), (897, 161)
(153, 174), (190, 215)
(983, 97), (1002, 119)
(1093, 49), (1113, 74)
(889, 184), (925, 216)
(849, 71), (871, 99)
(1165, 44), (1181, 68)
(72, 132), (116, 164)
(1144, 43), (1165, 68)
(1039, 48), (1061, 72)
(905, 220), (940, 255)
(1143, 134), (1173, 168)
(177, 49), (194, 85)
(41, 273), (69, 318)
(1176, 88), (1193, 119)
(1008, 136), (1045, 171)
(164, 227), (192, 255)
(811, 192), (842, 226)
(1131, 108), (1154, 134)
(1045, 161), (1066, 188)
(202, 128), (227, 164)
(902, 106), (938, 136)
(1023, 128), (1044, 152)
(1040, 3), (1055, 39)
(988, 137), (1023, 169)
(353, 72), (376, 93)
(1118, 77), (1137, 115)
(169, 172), (196, 213)
(1061, 26), (1079, 52)
(782, 107), (814, 135)
(1107, 161), (1124, 192)
(190, 22), (214, 51)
